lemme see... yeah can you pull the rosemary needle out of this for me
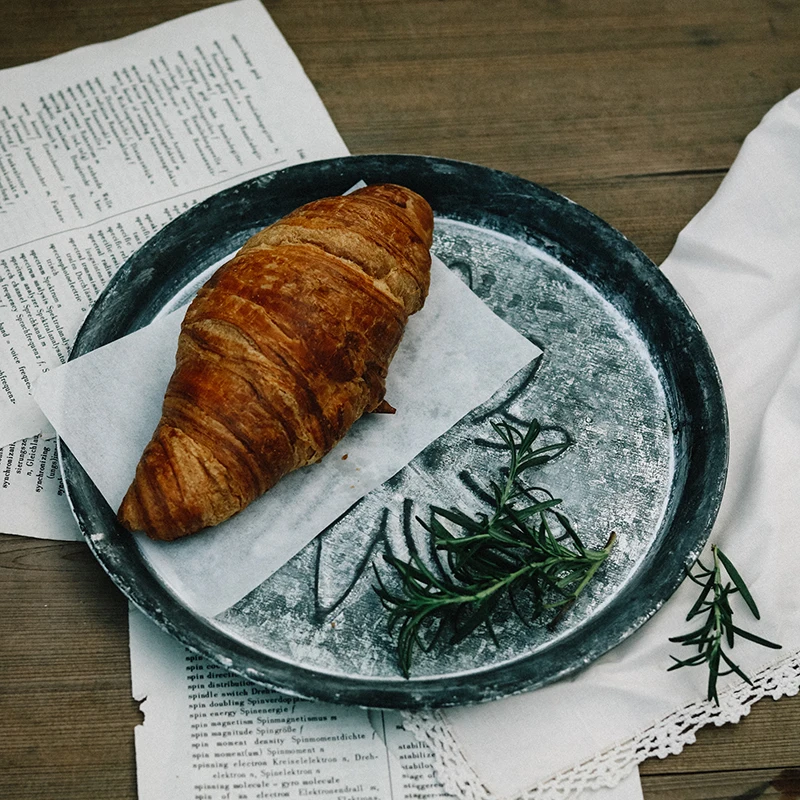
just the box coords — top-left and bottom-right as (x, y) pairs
(669, 544), (781, 704)
(373, 416), (615, 677)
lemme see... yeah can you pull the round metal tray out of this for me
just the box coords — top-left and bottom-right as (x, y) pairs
(61, 154), (728, 708)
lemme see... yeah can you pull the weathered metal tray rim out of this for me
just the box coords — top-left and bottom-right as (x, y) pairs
(60, 154), (729, 708)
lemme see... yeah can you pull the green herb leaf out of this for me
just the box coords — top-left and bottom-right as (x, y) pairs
(668, 545), (781, 704)
(715, 547), (760, 619)
(730, 625), (782, 649)
(373, 416), (615, 677)
(686, 573), (716, 620)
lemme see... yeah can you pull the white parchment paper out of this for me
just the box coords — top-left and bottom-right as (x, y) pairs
(34, 254), (540, 616)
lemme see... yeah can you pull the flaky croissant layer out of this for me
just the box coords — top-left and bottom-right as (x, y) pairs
(117, 184), (433, 541)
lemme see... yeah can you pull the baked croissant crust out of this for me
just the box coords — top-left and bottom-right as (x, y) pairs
(117, 183), (433, 541)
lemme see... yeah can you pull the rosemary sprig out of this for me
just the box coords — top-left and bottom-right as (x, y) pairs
(373, 417), (616, 677)
(669, 544), (781, 704)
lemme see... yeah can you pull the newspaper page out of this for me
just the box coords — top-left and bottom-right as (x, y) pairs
(130, 607), (647, 800)
(130, 607), (454, 800)
(0, 0), (348, 538)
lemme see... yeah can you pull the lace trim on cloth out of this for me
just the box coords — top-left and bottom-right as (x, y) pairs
(401, 649), (800, 800)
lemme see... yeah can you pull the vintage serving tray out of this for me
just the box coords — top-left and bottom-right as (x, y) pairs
(61, 154), (728, 708)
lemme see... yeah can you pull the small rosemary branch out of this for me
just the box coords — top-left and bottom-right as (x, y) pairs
(373, 417), (616, 677)
(668, 544), (781, 704)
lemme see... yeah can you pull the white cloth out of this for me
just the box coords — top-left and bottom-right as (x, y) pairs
(410, 88), (800, 799)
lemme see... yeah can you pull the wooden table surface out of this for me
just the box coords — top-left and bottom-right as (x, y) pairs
(1, 1), (798, 798)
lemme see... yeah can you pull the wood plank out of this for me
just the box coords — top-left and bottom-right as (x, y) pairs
(640, 692), (800, 776)
(0, 0), (223, 68)
(270, 0), (800, 181)
(641, 766), (800, 800)
(0, 536), (138, 798)
(551, 172), (727, 264)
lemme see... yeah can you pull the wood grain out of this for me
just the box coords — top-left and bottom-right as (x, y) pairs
(1, 1), (799, 798)
(641, 767), (800, 800)
(0, 536), (139, 798)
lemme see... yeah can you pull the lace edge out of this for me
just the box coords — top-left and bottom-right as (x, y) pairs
(401, 648), (800, 800)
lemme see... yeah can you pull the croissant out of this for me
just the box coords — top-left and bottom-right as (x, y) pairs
(117, 183), (433, 541)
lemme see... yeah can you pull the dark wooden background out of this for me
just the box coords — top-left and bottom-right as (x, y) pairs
(1, 1), (799, 798)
